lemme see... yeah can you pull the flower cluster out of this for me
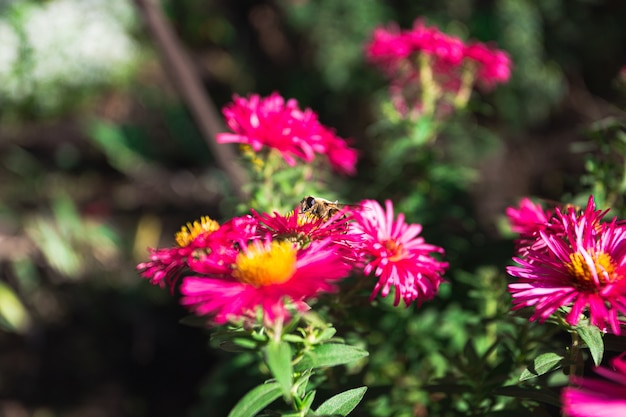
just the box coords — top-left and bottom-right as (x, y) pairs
(217, 92), (358, 175)
(365, 19), (512, 119)
(137, 199), (448, 326)
(506, 196), (626, 334)
(562, 354), (626, 417)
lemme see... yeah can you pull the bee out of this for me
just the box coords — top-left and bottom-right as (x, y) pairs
(299, 196), (354, 221)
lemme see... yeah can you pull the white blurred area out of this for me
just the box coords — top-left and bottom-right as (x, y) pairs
(0, 0), (140, 113)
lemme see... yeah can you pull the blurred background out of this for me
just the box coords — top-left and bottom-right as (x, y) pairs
(1, 0), (626, 416)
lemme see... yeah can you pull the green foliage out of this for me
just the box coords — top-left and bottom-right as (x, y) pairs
(2, 0), (626, 416)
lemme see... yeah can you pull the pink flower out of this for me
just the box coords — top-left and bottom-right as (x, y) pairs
(352, 199), (448, 306)
(364, 18), (511, 119)
(464, 43), (512, 88)
(137, 216), (221, 290)
(506, 198), (558, 255)
(507, 196), (626, 334)
(253, 206), (362, 263)
(365, 24), (411, 75)
(180, 238), (353, 325)
(562, 354), (626, 417)
(217, 92), (357, 175)
(320, 128), (359, 176)
(405, 20), (465, 66)
(137, 215), (258, 290)
(506, 198), (552, 236)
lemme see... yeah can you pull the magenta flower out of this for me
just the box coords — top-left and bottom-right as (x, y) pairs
(562, 354), (626, 417)
(253, 206), (362, 263)
(137, 215), (258, 290)
(365, 18), (512, 119)
(352, 199), (448, 306)
(464, 43), (512, 88)
(506, 198), (558, 255)
(217, 92), (357, 175)
(507, 197), (626, 334)
(506, 198), (553, 236)
(180, 238), (353, 325)
(137, 216), (221, 289)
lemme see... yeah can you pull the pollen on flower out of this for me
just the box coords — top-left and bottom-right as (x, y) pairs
(566, 251), (617, 289)
(233, 240), (297, 287)
(240, 144), (264, 171)
(383, 239), (405, 261)
(175, 216), (220, 247)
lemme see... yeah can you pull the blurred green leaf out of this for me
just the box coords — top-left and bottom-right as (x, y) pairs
(295, 344), (369, 372)
(0, 281), (31, 333)
(265, 339), (293, 398)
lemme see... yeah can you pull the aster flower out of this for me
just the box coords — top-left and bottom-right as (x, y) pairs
(137, 216), (220, 289)
(463, 42), (512, 88)
(352, 199), (448, 307)
(217, 92), (358, 175)
(137, 215), (258, 289)
(364, 18), (512, 120)
(562, 354), (626, 417)
(252, 206), (362, 263)
(507, 196), (626, 334)
(180, 238), (353, 326)
(506, 198), (558, 255)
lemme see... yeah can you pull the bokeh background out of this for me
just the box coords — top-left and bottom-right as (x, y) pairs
(1, 0), (626, 416)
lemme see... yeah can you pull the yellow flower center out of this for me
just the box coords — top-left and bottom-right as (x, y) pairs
(566, 251), (616, 289)
(233, 241), (297, 287)
(384, 239), (405, 262)
(175, 216), (220, 247)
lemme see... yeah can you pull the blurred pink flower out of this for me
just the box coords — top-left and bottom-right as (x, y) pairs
(507, 196), (626, 334)
(464, 43), (512, 88)
(506, 198), (559, 255)
(365, 18), (512, 118)
(562, 354), (626, 417)
(506, 198), (552, 235)
(217, 92), (357, 175)
(180, 238), (352, 325)
(352, 199), (448, 306)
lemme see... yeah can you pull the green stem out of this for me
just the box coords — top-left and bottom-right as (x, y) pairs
(418, 53), (440, 118)
(569, 331), (581, 381)
(453, 62), (476, 109)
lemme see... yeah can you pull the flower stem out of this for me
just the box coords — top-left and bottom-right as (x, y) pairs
(569, 331), (581, 381)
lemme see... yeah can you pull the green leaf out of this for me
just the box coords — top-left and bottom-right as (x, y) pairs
(315, 387), (367, 416)
(300, 390), (316, 413)
(295, 344), (369, 372)
(0, 281), (31, 333)
(519, 352), (563, 382)
(265, 340), (293, 397)
(227, 381), (282, 417)
(577, 323), (604, 366)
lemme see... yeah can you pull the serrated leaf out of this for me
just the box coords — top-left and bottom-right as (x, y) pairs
(294, 344), (369, 372)
(519, 352), (563, 382)
(227, 381), (282, 417)
(315, 387), (367, 416)
(265, 340), (293, 397)
(577, 323), (604, 366)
